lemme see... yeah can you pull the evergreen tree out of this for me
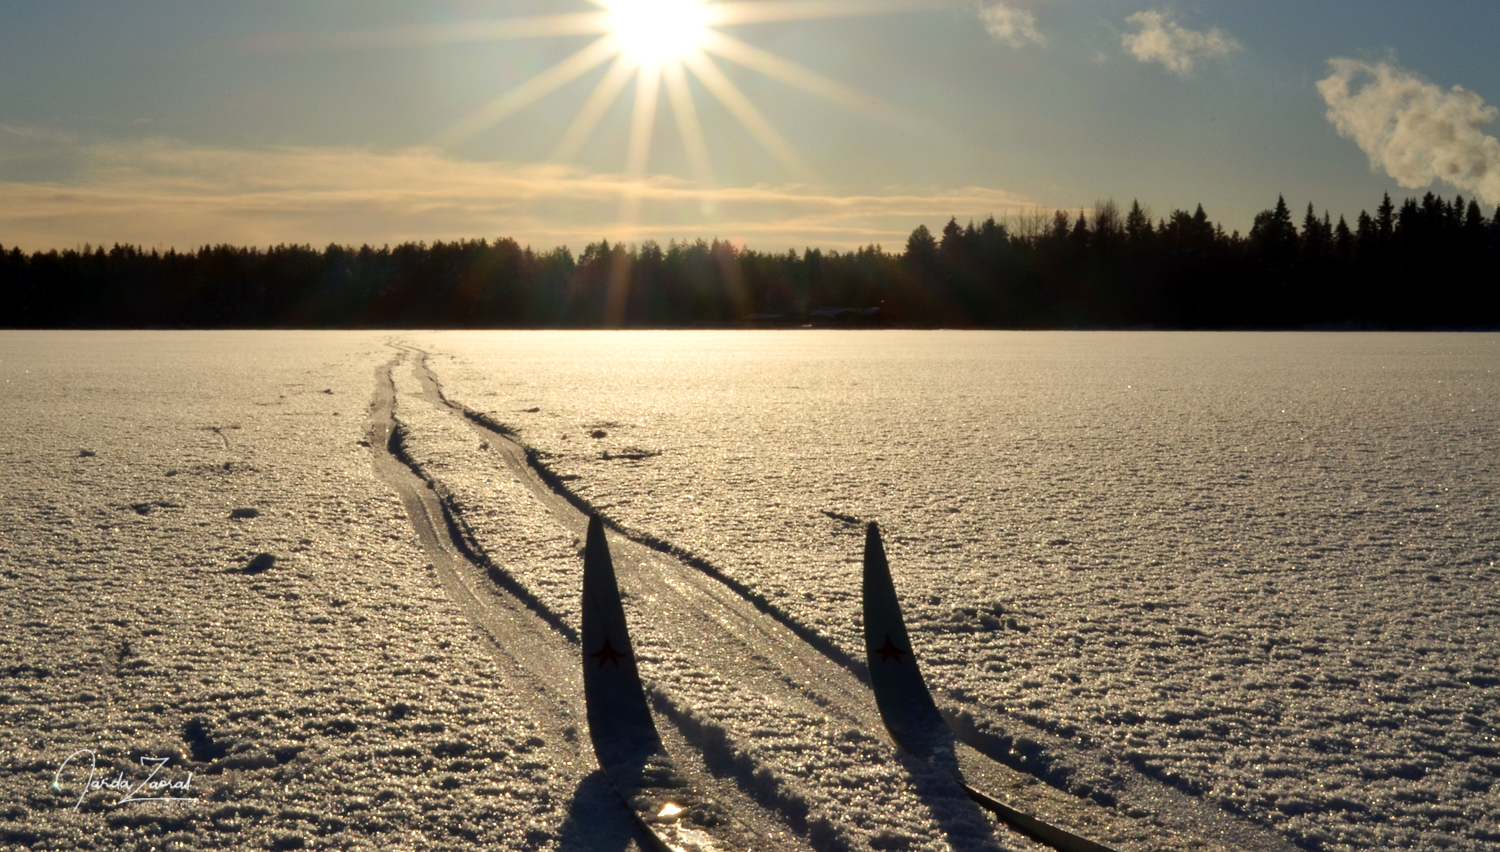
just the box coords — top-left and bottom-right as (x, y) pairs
(1069, 211), (1089, 245)
(1463, 198), (1486, 237)
(1050, 209), (1071, 241)
(3, 188), (1494, 331)
(1333, 216), (1354, 258)
(1376, 193), (1395, 241)
(904, 224), (938, 264)
(1250, 196), (1298, 258)
(1247, 196), (1299, 323)
(1300, 204), (1331, 257)
(1125, 200), (1154, 244)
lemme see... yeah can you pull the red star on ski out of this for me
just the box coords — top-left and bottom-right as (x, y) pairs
(591, 637), (627, 668)
(875, 634), (906, 664)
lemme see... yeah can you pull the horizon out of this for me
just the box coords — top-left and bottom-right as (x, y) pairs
(3, 1), (1499, 255)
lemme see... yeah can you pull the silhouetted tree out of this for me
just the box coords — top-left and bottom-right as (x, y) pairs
(4, 189), (1497, 330)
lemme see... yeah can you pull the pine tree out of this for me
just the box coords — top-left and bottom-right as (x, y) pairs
(1125, 200), (1153, 244)
(1070, 211), (1089, 244)
(1050, 210), (1071, 241)
(1376, 193), (1395, 241)
(905, 224), (937, 261)
(1334, 216), (1354, 257)
(1300, 203), (1331, 257)
(1464, 198), (1486, 235)
(939, 218), (965, 266)
(1250, 195), (1298, 256)
(1356, 210), (1375, 247)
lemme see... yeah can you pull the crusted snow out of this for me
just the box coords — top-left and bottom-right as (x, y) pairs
(0, 332), (623, 851)
(3, 329), (1497, 852)
(416, 329), (1500, 852)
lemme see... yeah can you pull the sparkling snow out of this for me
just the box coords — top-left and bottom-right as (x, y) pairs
(2, 329), (1496, 852)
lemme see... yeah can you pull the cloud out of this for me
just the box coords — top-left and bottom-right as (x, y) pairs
(1318, 58), (1500, 206)
(1121, 10), (1240, 77)
(0, 130), (1035, 253)
(978, 3), (1044, 48)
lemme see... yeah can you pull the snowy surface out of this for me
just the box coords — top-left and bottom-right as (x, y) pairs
(414, 330), (1500, 852)
(2, 329), (1497, 852)
(386, 346), (1022, 852)
(0, 332), (630, 851)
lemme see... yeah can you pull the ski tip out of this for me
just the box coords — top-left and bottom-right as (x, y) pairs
(580, 509), (666, 775)
(580, 513), (621, 644)
(584, 515), (610, 574)
(864, 520), (889, 576)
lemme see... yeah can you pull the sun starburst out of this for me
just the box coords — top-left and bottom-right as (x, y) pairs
(423, 0), (938, 219)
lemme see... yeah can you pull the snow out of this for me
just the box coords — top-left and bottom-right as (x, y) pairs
(0, 332), (627, 851)
(2, 329), (1496, 852)
(414, 330), (1500, 852)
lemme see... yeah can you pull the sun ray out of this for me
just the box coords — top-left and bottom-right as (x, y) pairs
(609, 52), (664, 326)
(625, 65), (663, 181)
(431, 35), (620, 149)
(681, 50), (816, 181)
(403, 0), (952, 222)
(620, 64), (664, 224)
(255, 0), (952, 53)
(705, 0), (951, 27)
(662, 61), (717, 189)
(699, 30), (922, 134)
(252, 14), (613, 52)
(553, 53), (639, 163)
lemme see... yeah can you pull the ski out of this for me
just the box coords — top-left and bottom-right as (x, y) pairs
(862, 521), (1122, 852)
(581, 515), (757, 852)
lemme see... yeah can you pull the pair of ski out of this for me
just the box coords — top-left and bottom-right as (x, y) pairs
(582, 516), (1118, 852)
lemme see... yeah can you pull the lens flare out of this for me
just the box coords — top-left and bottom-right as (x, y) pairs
(424, 0), (934, 216)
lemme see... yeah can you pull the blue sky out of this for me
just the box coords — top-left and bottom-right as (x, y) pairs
(2, 1), (1497, 252)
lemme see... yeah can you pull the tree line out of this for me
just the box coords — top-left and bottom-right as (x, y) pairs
(3, 191), (1497, 329)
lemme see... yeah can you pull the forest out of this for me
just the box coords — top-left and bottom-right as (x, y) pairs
(3, 191), (1497, 329)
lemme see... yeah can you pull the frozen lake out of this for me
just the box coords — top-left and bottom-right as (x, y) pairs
(411, 330), (1500, 849)
(2, 330), (1496, 851)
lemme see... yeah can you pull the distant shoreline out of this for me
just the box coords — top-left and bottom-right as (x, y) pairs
(5, 190), (1497, 330)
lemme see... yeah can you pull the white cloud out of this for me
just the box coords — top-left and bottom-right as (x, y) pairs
(979, 3), (1044, 48)
(0, 130), (1035, 252)
(1121, 10), (1240, 77)
(1318, 58), (1500, 206)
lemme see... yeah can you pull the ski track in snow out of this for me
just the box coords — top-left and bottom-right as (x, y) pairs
(407, 330), (1500, 852)
(0, 332), (624, 851)
(384, 342), (1305, 852)
(2, 330), (1496, 852)
(384, 346), (1028, 852)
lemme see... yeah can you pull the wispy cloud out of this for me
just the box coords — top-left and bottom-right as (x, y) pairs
(1121, 10), (1240, 77)
(1318, 58), (1500, 206)
(0, 130), (1034, 252)
(978, 2), (1044, 48)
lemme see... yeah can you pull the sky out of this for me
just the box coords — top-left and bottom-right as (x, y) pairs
(2, 0), (1499, 254)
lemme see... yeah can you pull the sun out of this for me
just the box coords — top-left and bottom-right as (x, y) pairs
(425, 0), (930, 220)
(605, 0), (710, 66)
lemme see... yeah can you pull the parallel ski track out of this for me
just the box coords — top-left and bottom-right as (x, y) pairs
(368, 354), (663, 852)
(368, 353), (584, 738)
(374, 349), (824, 852)
(378, 344), (1297, 852)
